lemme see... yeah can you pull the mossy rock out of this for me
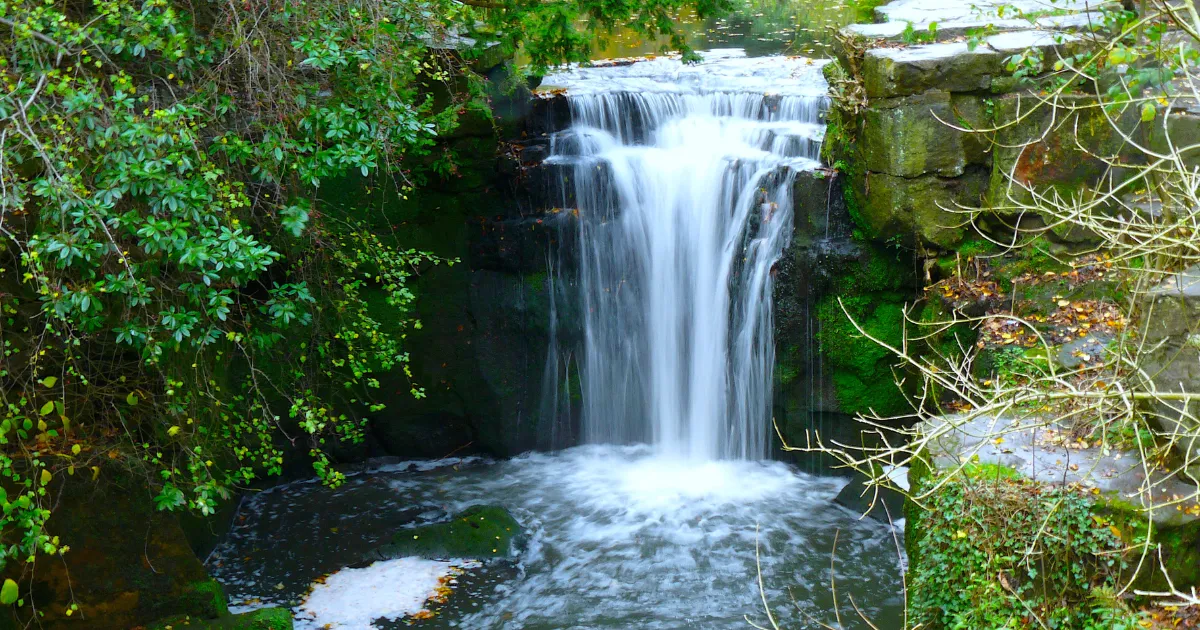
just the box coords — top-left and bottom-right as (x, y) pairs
(986, 93), (1142, 224)
(148, 607), (293, 630)
(3, 476), (227, 629)
(177, 579), (229, 619)
(375, 505), (525, 561)
(1097, 498), (1200, 593)
(858, 91), (991, 179)
(852, 169), (987, 250)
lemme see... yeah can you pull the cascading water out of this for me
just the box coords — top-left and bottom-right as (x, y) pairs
(543, 50), (828, 459)
(210, 51), (905, 630)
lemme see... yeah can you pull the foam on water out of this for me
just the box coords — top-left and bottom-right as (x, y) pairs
(209, 446), (904, 629)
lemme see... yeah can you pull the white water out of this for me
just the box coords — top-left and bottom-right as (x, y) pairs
(544, 50), (828, 459)
(208, 52), (906, 630)
(208, 446), (905, 629)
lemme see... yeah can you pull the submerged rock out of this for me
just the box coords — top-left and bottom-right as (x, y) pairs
(370, 505), (525, 561)
(834, 465), (909, 523)
(149, 607), (293, 629)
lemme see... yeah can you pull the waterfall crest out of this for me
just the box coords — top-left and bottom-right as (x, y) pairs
(543, 50), (828, 460)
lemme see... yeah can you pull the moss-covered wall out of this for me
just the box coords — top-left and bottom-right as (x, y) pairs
(1, 475), (227, 629)
(812, 244), (915, 418)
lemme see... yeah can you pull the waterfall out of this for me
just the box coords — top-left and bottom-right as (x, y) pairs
(543, 50), (828, 460)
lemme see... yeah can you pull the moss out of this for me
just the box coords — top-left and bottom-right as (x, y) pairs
(524, 272), (547, 294)
(903, 451), (932, 573)
(817, 295), (909, 416)
(848, 0), (887, 22)
(814, 244), (914, 416)
(989, 236), (1070, 292)
(775, 344), (802, 386)
(960, 462), (1024, 482)
(380, 505), (524, 560)
(956, 238), (998, 259)
(149, 608), (293, 630)
(1096, 497), (1200, 593)
(177, 579), (229, 620)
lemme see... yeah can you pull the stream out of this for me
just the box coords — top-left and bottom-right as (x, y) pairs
(209, 446), (905, 629)
(209, 46), (905, 630)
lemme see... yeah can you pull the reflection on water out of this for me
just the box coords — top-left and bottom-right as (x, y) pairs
(536, 0), (877, 62)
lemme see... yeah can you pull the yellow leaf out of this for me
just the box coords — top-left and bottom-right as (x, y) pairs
(40, 469), (51, 486)
(67, 467), (74, 476)
(167, 426), (181, 437)
(1, 579), (17, 605)
(37, 419), (47, 432)
(70, 444), (80, 455)
(91, 466), (100, 481)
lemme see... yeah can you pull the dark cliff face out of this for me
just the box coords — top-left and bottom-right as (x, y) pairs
(309, 83), (584, 461)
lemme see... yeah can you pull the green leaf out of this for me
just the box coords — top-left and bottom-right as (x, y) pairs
(1, 579), (17, 605)
(1141, 102), (1156, 122)
(38, 402), (53, 416)
(126, 392), (139, 406)
(39, 469), (51, 486)
(41, 377), (57, 388)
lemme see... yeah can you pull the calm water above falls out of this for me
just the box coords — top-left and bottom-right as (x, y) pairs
(210, 51), (904, 629)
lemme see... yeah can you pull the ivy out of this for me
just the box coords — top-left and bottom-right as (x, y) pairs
(909, 474), (1142, 629)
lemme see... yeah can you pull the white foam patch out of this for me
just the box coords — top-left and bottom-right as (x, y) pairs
(295, 558), (479, 629)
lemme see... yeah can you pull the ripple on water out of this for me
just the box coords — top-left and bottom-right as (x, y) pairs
(208, 445), (904, 629)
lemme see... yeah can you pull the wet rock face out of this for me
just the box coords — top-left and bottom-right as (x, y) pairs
(772, 170), (919, 448)
(306, 66), (583, 460)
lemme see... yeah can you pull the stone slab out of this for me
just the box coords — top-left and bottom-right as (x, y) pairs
(862, 30), (1078, 98)
(845, 12), (1103, 42)
(919, 413), (1200, 526)
(875, 0), (1107, 26)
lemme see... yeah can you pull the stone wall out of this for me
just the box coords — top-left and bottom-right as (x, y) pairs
(830, 26), (1142, 253)
(830, 0), (1200, 607)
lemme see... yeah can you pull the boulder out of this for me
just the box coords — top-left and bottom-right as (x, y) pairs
(860, 91), (966, 178)
(2, 477), (227, 629)
(863, 42), (999, 99)
(371, 505), (525, 561)
(1142, 266), (1200, 477)
(986, 92), (1141, 217)
(834, 465), (909, 523)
